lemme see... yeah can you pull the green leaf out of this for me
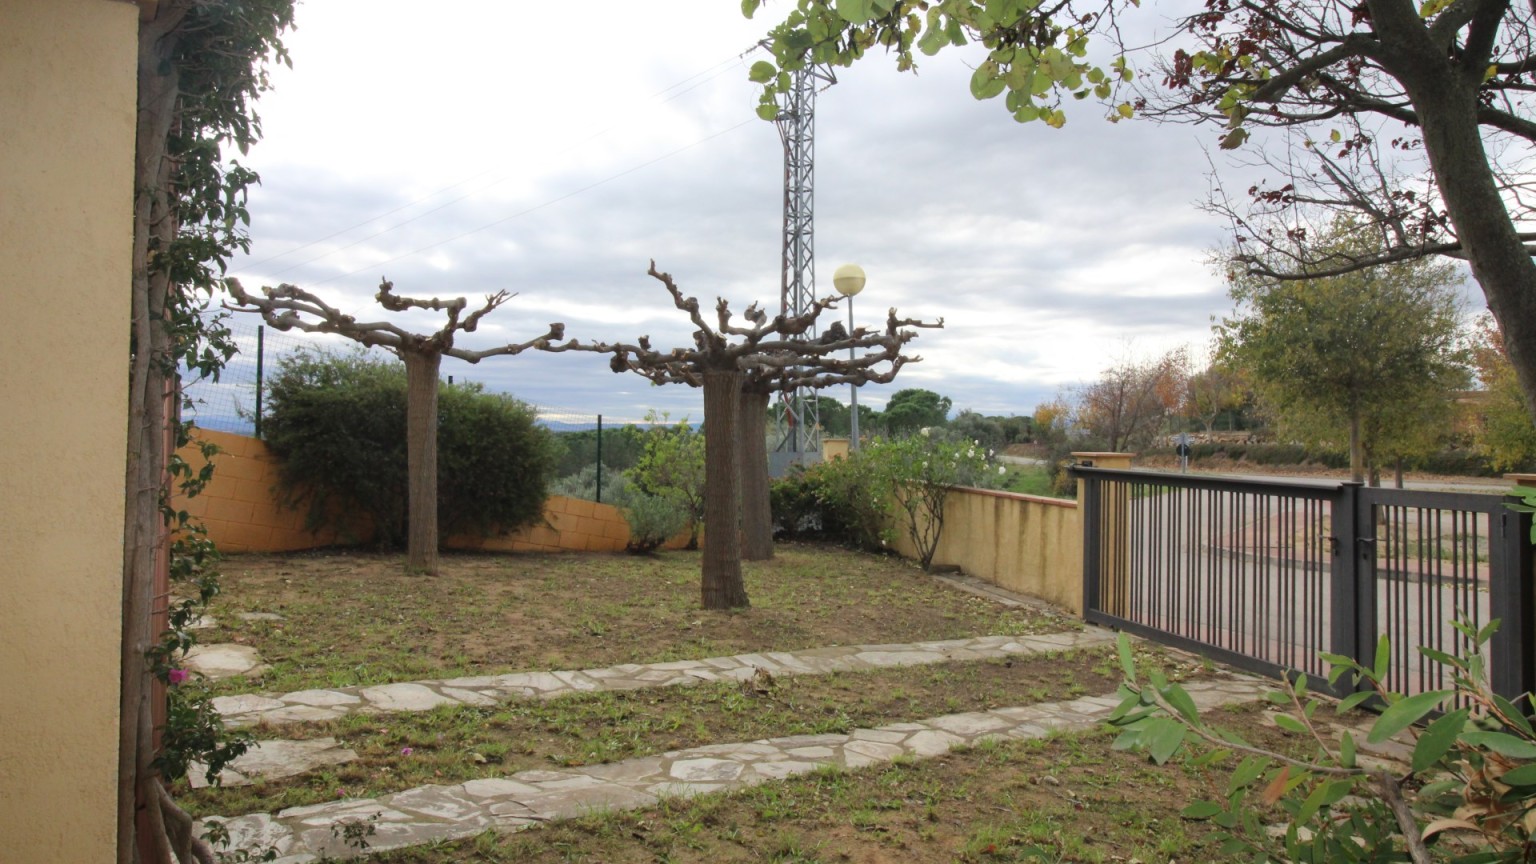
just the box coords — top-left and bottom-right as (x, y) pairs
(1494, 695), (1535, 736)
(1373, 634), (1391, 681)
(1368, 689), (1452, 744)
(1218, 127), (1248, 150)
(1462, 731), (1536, 758)
(1161, 684), (1202, 725)
(1339, 730), (1356, 768)
(1417, 646), (1466, 671)
(1145, 717), (1187, 765)
(748, 61), (777, 84)
(969, 65), (1006, 100)
(1272, 713), (1308, 734)
(1412, 708), (1467, 772)
(834, 0), (874, 23)
(1117, 633), (1136, 682)
(1181, 800), (1224, 820)
(1337, 690), (1374, 714)
(741, 0), (762, 17)
(756, 101), (780, 121)
(1115, 102), (1133, 119)
(1498, 763), (1536, 786)
(1295, 781), (1331, 824)
(1229, 755), (1271, 794)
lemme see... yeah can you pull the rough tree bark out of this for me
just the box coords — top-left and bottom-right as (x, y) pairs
(703, 370), (749, 608)
(403, 351), (442, 574)
(738, 388), (774, 561)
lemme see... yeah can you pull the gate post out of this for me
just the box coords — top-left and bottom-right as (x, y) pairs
(1495, 476), (1536, 702)
(1073, 452), (1134, 619)
(1330, 481), (1365, 690)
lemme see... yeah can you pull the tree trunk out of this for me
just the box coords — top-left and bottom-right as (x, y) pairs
(122, 12), (185, 861)
(403, 350), (441, 575)
(739, 388), (774, 561)
(701, 369), (748, 609)
(1383, 22), (1536, 434)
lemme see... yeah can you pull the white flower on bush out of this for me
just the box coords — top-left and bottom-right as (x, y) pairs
(998, 465), (1006, 475)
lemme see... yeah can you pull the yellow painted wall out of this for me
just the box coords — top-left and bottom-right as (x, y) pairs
(0, 0), (138, 858)
(889, 488), (1084, 614)
(173, 429), (692, 554)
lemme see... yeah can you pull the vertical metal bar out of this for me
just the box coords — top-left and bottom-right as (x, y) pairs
(1331, 482), (1362, 684)
(1493, 499), (1534, 701)
(595, 414), (603, 505)
(1081, 470), (1102, 616)
(1357, 487), (1379, 686)
(254, 324), (265, 439)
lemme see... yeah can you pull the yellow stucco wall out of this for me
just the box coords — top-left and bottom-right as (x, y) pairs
(172, 429), (694, 554)
(890, 488), (1084, 614)
(0, 0), (138, 859)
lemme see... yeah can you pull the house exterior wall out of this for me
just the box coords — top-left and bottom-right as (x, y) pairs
(0, 0), (139, 859)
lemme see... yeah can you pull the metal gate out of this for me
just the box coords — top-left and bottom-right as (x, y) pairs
(1073, 465), (1534, 700)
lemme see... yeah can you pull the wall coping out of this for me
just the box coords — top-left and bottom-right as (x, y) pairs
(952, 485), (1077, 510)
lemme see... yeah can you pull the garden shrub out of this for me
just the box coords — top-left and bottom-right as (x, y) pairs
(263, 347), (558, 548)
(549, 463), (625, 503)
(872, 431), (1006, 570)
(627, 415), (705, 549)
(769, 450), (893, 552)
(608, 478), (689, 554)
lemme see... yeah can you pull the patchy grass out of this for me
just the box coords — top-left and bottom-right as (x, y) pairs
(201, 544), (1078, 696)
(998, 464), (1069, 499)
(180, 645), (1208, 819)
(366, 703), (1306, 864)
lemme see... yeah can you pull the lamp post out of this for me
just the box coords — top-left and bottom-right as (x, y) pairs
(832, 263), (866, 450)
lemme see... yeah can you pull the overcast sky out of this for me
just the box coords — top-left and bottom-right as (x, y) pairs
(206, 0), (1259, 427)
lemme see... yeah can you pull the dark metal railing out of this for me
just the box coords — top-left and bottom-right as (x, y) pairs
(1073, 466), (1534, 703)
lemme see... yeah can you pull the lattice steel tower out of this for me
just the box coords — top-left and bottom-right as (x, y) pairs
(771, 60), (836, 473)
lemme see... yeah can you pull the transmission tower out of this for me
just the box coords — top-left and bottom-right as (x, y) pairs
(770, 59), (836, 475)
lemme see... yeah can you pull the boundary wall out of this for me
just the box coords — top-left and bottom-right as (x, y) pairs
(173, 429), (678, 555)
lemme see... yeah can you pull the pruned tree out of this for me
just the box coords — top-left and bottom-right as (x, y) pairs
(746, 0), (1536, 444)
(226, 278), (564, 574)
(547, 261), (939, 608)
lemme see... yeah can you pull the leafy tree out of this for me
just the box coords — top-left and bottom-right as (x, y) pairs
(228, 279), (563, 575)
(1182, 360), (1251, 435)
(1469, 315), (1536, 472)
(747, 0), (1536, 446)
(262, 348), (558, 548)
(880, 387), (953, 435)
(1217, 225), (1469, 483)
(950, 409), (1007, 453)
(1077, 347), (1189, 453)
(628, 413), (706, 549)
(123, 3), (294, 862)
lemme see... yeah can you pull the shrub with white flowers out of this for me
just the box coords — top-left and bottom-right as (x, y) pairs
(872, 431), (1004, 570)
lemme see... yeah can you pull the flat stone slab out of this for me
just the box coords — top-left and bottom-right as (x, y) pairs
(183, 643), (269, 680)
(189, 738), (358, 789)
(216, 627), (1116, 728)
(201, 674), (1269, 861)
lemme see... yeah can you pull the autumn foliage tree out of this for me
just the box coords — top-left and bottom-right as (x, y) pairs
(227, 278), (564, 575)
(548, 262), (939, 609)
(1076, 348), (1189, 453)
(1469, 315), (1536, 472)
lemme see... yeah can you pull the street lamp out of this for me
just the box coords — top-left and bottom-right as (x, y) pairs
(832, 263), (866, 450)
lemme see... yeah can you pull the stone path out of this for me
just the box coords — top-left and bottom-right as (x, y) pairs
(200, 675), (1272, 862)
(213, 629), (1118, 729)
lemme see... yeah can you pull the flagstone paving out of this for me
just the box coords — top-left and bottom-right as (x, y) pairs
(199, 674), (1272, 862)
(213, 628), (1117, 729)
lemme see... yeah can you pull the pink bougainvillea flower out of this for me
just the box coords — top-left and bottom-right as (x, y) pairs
(336, 788), (348, 798)
(400, 747), (414, 756)
(167, 668), (189, 686)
